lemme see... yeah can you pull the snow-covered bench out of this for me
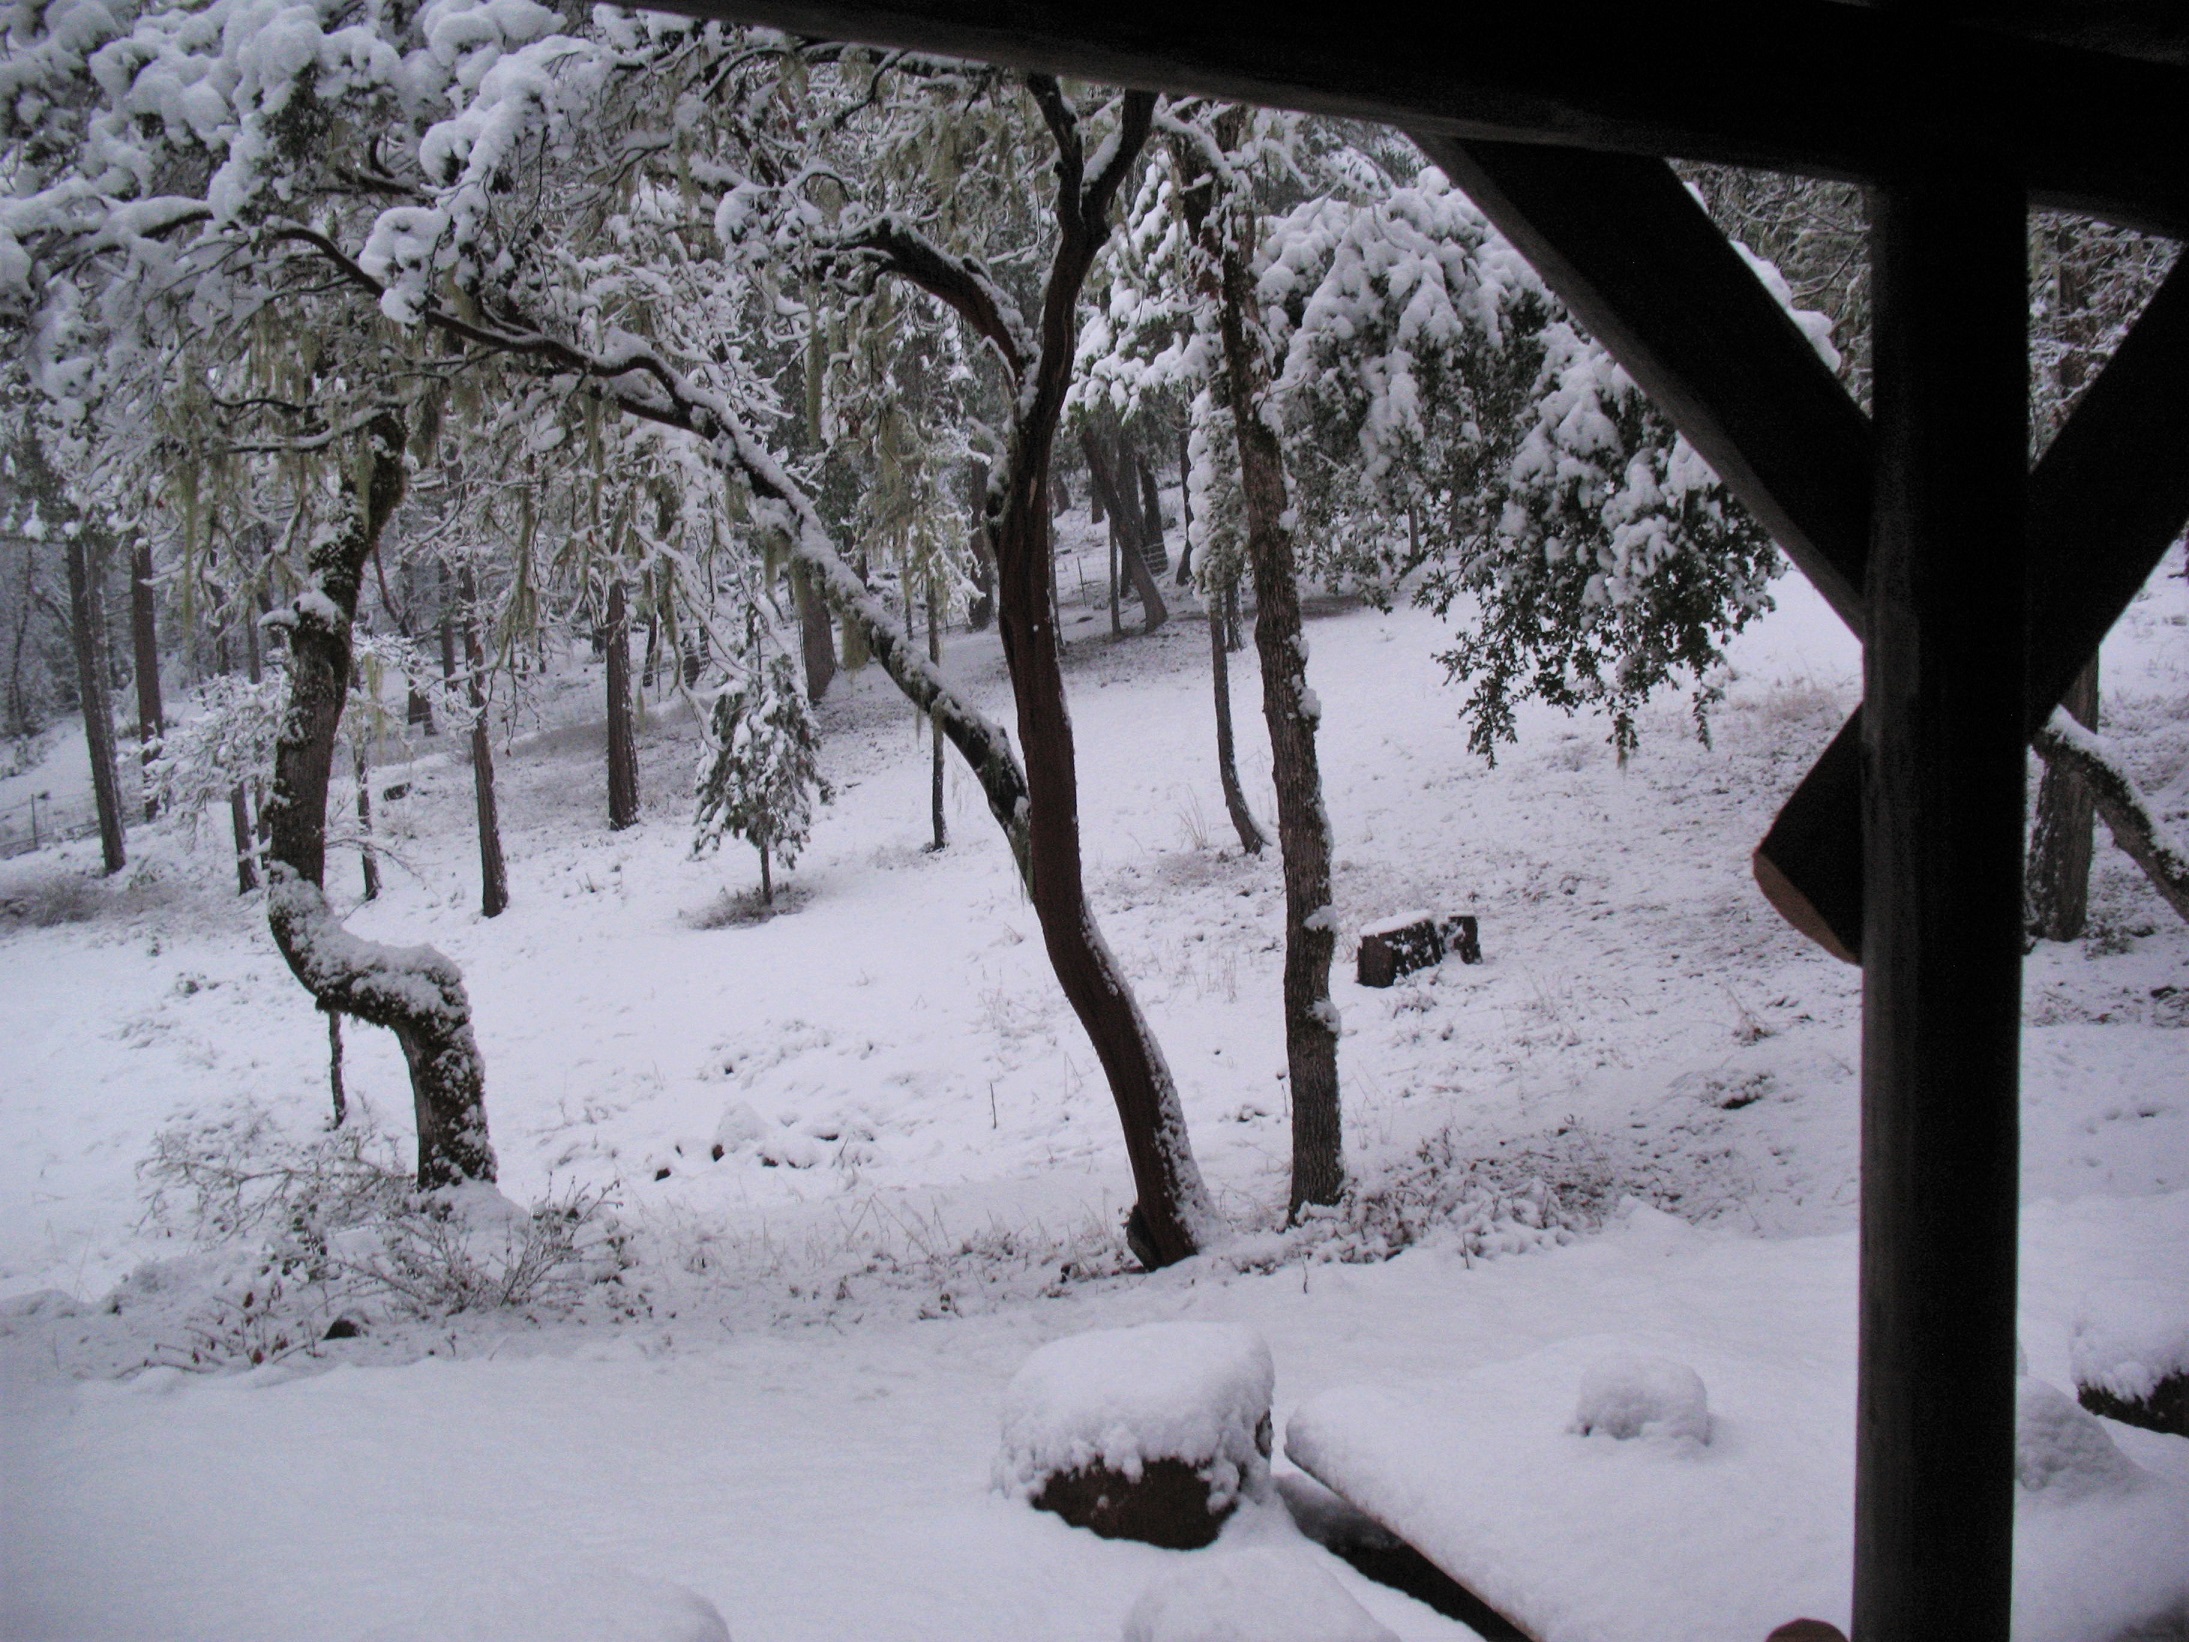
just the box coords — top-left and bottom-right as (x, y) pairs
(1286, 1344), (2189, 1642)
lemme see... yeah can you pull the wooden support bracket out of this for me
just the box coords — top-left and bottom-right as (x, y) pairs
(1759, 257), (2189, 960)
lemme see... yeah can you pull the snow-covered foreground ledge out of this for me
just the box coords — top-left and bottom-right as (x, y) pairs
(7, 1196), (2184, 1642)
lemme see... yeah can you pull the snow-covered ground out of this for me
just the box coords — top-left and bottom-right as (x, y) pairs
(3, 528), (2186, 1642)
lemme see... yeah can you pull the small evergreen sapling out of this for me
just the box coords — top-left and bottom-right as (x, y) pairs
(693, 650), (832, 905)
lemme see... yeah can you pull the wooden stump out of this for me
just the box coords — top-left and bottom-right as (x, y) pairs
(1440, 915), (1482, 965)
(1357, 912), (1481, 987)
(1357, 913), (1442, 988)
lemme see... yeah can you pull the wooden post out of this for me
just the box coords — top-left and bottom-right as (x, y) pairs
(1854, 156), (2026, 1642)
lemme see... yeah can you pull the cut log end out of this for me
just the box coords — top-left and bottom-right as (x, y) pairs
(2077, 1372), (2188, 1439)
(1752, 847), (1859, 966)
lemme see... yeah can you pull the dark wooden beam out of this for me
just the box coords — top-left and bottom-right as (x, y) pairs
(1854, 152), (2026, 1642)
(1416, 138), (1871, 629)
(1756, 255), (2189, 960)
(659, 0), (2189, 234)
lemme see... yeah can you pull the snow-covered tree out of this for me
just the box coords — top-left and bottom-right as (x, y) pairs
(1263, 164), (1788, 761)
(693, 644), (830, 904)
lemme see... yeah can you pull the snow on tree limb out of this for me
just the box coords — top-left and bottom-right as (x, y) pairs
(2032, 707), (2189, 927)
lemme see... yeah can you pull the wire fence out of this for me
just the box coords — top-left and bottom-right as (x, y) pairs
(0, 771), (146, 861)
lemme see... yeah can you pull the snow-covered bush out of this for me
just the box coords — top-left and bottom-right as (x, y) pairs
(693, 648), (832, 905)
(1571, 1356), (1711, 1444)
(143, 672), (286, 839)
(138, 1101), (626, 1348)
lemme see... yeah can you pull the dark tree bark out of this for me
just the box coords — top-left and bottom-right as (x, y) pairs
(272, 121), (1206, 1254)
(1175, 428), (1193, 585)
(230, 786), (257, 893)
(261, 412), (495, 1189)
(326, 1006), (347, 1127)
(1108, 509), (1123, 634)
(19, 427), (127, 870)
(1208, 590), (1266, 856)
(436, 566), (458, 698)
(605, 577), (640, 829)
(65, 525), (126, 875)
(1136, 447), (1171, 574)
(1078, 424), (1169, 630)
(353, 735), (379, 901)
(856, 83), (1213, 1264)
(130, 538), (163, 819)
(457, 564), (509, 919)
(2026, 654), (2098, 939)
(966, 460), (998, 631)
(793, 564), (839, 697)
(1180, 115), (1345, 1213)
(928, 584), (947, 851)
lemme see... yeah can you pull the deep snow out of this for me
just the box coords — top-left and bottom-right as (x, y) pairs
(3, 526), (2186, 1641)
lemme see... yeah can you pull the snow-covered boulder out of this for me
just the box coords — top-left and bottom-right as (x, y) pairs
(712, 1102), (768, 1154)
(998, 1321), (1275, 1548)
(1122, 1548), (1397, 1642)
(2015, 1377), (2145, 1501)
(2070, 1280), (2189, 1438)
(1570, 1356), (1711, 1444)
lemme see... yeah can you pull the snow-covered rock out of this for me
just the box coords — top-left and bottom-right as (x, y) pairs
(2014, 1377), (2145, 1502)
(712, 1102), (768, 1152)
(998, 1322), (1274, 1547)
(1121, 1548), (1396, 1642)
(1571, 1356), (1711, 1444)
(2069, 1280), (2189, 1436)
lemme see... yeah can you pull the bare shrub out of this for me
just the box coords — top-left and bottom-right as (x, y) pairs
(138, 1101), (628, 1352)
(0, 868), (108, 926)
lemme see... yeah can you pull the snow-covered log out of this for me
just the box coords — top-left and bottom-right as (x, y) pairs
(2031, 708), (2189, 928)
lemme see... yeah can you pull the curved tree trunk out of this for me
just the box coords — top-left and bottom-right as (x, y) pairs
(605, 577), (640, 829)
(978, 88), (1211, 1267)
(261, 412), (495, 1190)
(2026, 655), (2097, 939)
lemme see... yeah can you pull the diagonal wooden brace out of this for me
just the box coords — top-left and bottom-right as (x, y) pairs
(1758, 256), (2189, 961)
(1424, 137), (2189, 962)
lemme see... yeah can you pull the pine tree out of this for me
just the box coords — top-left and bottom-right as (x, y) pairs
(694, 649), (832, 906)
